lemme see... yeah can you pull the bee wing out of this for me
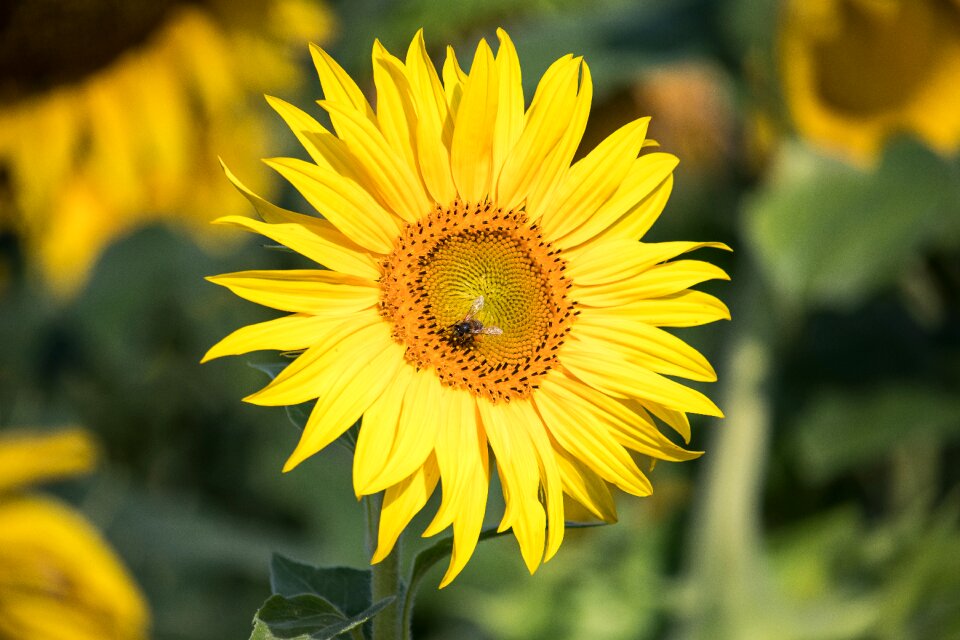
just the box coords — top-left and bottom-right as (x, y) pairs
(479, 326), (503, 336)
(464, 295), (485, 322)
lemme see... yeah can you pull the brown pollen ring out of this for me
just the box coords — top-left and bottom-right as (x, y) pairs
(378, 200), (576, 402)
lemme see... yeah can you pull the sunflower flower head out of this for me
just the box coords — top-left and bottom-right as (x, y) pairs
(206, 29), (730, 587)
(0, 428), (149, 639)
(779, 0), (960, 163)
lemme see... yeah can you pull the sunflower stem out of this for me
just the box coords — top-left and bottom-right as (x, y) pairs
(366, 492), (402, 640)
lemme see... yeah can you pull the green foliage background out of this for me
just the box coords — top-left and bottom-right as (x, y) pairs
(2, 0), (960, 638)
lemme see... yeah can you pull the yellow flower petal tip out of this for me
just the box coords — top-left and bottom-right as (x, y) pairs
(206, 28), (729, 586)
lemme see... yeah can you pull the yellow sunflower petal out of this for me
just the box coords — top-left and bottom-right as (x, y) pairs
(317, 100), (432, 223)
(601, 289), (731, 327)
(510, 399), (565, 562)
(309, 42), (376, 129)
(202, 313), (338, 363)
(593, 171), (674, 245)
(207, 269), (378, 315)
(284, 332), (406, 471)
(266, 156), (403, 253)
(407, 31), (457, 205)
(573, 259), (730, 308)
(534, 379), (653, 496)
(492, 28), (525, 181)
(540, 117), (650, 241)
(479, 400), (546, 574)
(521, 62), (593, 222)
(353, 363), (417, 495)
(554, 446), (618, 522)
(628, 398), (692, 444)
(450, 38), (498, 203)
(372, 456), (440, 563)
(245, 311), (383, 406)
(560, 153), (678, 249)
(567, 239), (731, 286)
(214, 215), (381, 280)
(495, 55), (584, 210)
(441, 45), (467, 115)
(360, 368), (444, 494)
(372, 41), (420, 178)
(547, 370), (703, 459)
(560, 342), (724, 417)
(424, 389), (490, 587)
(574, 314), (717, 382)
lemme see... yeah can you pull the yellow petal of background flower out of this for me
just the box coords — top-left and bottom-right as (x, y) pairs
(450, 38), (498, 203)
(0, 496), (149, 640)
(207, 269), (378, 315)
(0, 429), (97, 493)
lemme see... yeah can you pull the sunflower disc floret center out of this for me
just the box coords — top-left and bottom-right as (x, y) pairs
(379, 201), (575, 402)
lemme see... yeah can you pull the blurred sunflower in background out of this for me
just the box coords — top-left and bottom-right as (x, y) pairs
(0, 0), (333, 295)
(0, 428), (149, 639)
(206, 29), (729, 587)
(779, 0), (960, 163)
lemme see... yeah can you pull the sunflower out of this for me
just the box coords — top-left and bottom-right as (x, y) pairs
(0, 428), (149, 639)
(779, 0), (960, 163)
(205, 29), (729, 587)
(0, 0), (332, 295)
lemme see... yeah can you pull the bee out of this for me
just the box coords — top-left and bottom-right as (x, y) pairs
(448, 295), (503, 347)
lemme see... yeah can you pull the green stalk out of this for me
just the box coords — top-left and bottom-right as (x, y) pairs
(365, 493), (402, 640)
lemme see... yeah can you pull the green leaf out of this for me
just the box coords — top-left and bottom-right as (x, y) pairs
(794, 385), (960, 482)
(744, 139), (957, 310)
(270, 554), (371, 617)
(250, 594), (394, 640)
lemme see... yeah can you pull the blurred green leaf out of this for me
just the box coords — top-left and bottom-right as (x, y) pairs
(250, 594), (393, 640)
(794, 385), (960, 482)
(270, 554), (372, 618)
(745, 139), (958, 310)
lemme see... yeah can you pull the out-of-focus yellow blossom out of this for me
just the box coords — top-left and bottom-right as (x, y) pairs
(0, 428), (149, 639)
(780, 0), (960, 164)
(0, 0), (334, 296)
